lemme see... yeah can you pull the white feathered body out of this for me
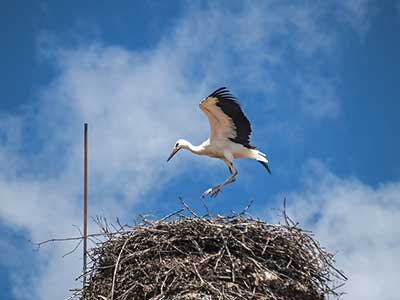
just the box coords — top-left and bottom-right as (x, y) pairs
(196, 139), (268, 163)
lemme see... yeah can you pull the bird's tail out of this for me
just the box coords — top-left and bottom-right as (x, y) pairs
(252, 150), (271, 174)
(258, 160), (272, 174)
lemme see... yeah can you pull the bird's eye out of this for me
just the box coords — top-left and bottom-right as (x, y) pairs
(175, 143), (179, 147)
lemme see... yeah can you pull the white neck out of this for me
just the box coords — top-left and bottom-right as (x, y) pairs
(182, 140), (204, 155)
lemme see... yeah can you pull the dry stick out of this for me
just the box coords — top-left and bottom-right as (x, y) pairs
(157, 208), (185, 223)
(160, 269), (173, 294)
(230, 199), (253, 217)
(200, 198), (211, 218)
(63, 239), (83, 258)
(83, 123), (88, 290)
(31, 231), (123, 250)
(178, 196), (202, 219)
(29, 236), (88, 251)
(192, 263), (205, 285)
(110, 237), (131, 300)
(61, 225), (85, 258)
(222, 235), (235, 282)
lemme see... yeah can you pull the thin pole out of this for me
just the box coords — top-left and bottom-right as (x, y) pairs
(83, 123), (88, 290)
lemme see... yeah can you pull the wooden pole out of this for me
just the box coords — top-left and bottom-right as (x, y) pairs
(83, 123), (88, 291)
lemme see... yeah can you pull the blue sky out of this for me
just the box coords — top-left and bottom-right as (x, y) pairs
(1, 1), (400, 299)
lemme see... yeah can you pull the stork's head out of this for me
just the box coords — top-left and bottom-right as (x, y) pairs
(167, 139), (188, 162)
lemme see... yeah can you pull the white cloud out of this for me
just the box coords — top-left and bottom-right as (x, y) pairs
(335, 0), (373, 33)
(273, 160), (400, 300)
(295, 76), (340, 118)
(0, 1), (376, 299)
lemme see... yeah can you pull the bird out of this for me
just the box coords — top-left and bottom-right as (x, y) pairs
(167, 87), (271, 198)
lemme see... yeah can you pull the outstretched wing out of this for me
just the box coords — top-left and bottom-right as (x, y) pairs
(199, 87), (254, 149)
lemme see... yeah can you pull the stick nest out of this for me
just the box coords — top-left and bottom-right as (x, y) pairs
(75, 205), (346, 300)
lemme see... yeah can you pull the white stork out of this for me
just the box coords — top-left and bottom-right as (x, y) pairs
(167, 87), (271, 198)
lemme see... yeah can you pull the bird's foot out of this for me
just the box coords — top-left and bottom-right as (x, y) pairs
(210, 186), (223, 198)
(201, 186), (223, 198)
(201, 188), (212, 198)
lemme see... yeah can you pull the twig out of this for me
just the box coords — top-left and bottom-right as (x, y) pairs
(157, 208), (185, 223)
(110, 237), (131, 300)
(179, 196), (202, 219)
(62, 239), (83, 258)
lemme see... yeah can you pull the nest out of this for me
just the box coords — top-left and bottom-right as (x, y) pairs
(74, 203), (346, 300)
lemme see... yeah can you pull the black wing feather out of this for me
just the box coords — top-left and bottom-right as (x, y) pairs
(208, 87), (255, 149)
(258, 161), (272, 174)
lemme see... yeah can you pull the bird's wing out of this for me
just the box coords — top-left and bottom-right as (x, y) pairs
(199, 87), (254, 148)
